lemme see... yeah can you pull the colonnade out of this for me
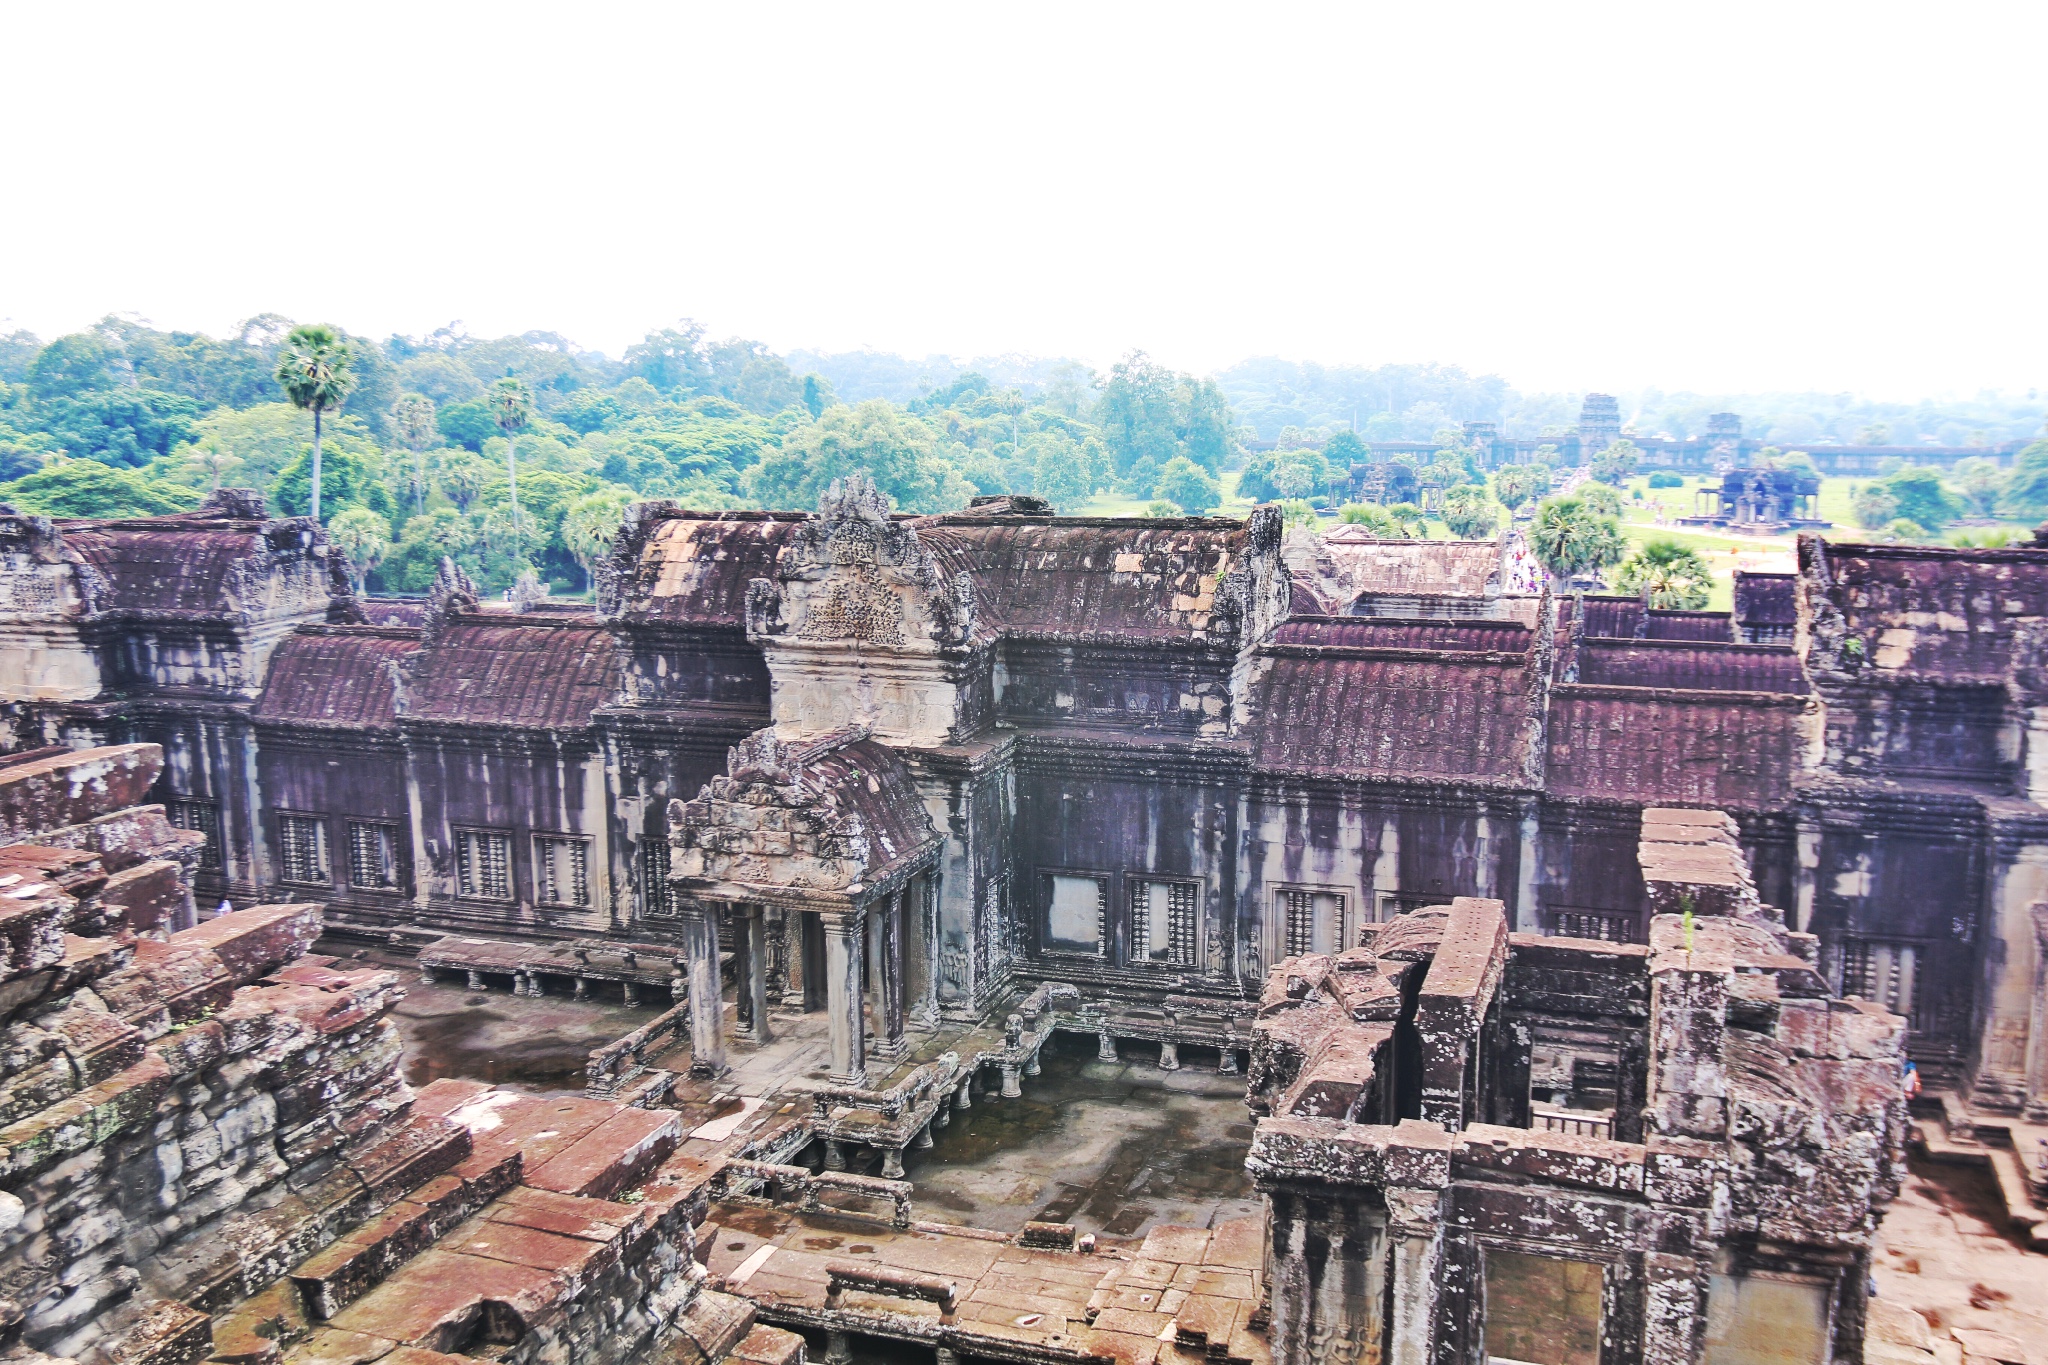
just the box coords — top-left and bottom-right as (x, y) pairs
(680, 870), (939, 1087)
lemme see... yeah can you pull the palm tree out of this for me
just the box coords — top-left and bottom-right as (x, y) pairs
(1616, 538), (1713, 609)
(273, 324), (356, 522)
(1440, 484), (1499, 540)
(390, 393), (438, 516)
(1529, 495), (1628, 588)
(325, 508), (392, 595)
(487, 377), (534, 551)
(563, 488), (638, 589)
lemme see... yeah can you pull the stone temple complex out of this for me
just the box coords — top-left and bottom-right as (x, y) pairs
(0, 480), (2040, 1365)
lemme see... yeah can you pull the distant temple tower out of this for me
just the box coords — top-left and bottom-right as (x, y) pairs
(1460, 420), (1502, 468)
(1705, 411), (1743, 467)
(1577, 393), (1621, 456)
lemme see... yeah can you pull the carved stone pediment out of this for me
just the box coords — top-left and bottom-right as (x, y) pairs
(757, 474), (976, 653)
(665, 724), (937, 904)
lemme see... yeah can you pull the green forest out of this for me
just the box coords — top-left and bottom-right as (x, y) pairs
(3, 315), (2043, 601)
(0, 317), (1234, 596)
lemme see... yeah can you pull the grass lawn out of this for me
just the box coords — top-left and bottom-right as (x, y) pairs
(1077, 470), (1260, 519)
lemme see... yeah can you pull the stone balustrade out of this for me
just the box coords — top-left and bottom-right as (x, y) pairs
(712, 1157), (914, 1229)
(585, 1002), (691, 1099)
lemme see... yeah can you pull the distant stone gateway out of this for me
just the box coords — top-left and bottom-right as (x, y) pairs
(0, 478), (2042, 1364)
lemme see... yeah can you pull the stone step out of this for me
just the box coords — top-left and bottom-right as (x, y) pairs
(1910, 1122), (2048, 1252)
(288, 1157), (514, 1322)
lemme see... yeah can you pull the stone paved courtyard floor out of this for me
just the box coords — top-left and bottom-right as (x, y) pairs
(1870, 1154), (2048, 1365)
(367, 949), (1264, 1243)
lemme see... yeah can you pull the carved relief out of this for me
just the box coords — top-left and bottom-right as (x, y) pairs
(763, 473), (976, 652)
(797, 557), (906, 645)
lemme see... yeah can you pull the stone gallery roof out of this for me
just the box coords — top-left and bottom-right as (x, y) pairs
(356, 597), (430, 627)
(1807, 538), (2048, 681)
(1318, 534), (1500, 598)
(1574, 639), (1809, 694)
(607, 508), (806, 627)
(1566, 596), (1735, 643)
(404, 614), (622, 730)
(253, 626), (421, 731)
(1289, 577), (1338, 617)
(1734, 571), (1798, 629)
(57, 508), (345, 620)
(1545, 686), (1807, 810)
(1249, 645), (1537, 785)
(670, 725), (940, 900)
(798, 737), (937, 875)
(1274, 615), (1533, 653)
(1642, 609), (1737, 642)
(918, 516), (1252, 642)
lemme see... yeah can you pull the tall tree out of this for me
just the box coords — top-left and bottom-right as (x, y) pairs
(1440, 484), (1499, 539)
(486, 377), (534, 547)
(1095, 351), (1182, 477)
(391, 392), (438, 516)
(563, 487), (639, 587)
(1529, 496), (1627, 588)
(326, 508), (393, 594)
(273, 324), (355, 521)
(1492, 462), (1552, 512)
(1153, 456), (1222, 516)
(1616, 538), (1713, 608)
(1590, 439), (1640, 485)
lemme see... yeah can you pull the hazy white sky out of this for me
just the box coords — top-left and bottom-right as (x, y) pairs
(3, 3), (2042, 398)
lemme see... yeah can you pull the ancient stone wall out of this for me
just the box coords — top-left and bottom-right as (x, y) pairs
(1242, 807), (1907, 1365)
(0, 741), (788, 1365)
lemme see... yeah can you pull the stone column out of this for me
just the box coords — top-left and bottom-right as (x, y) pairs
(763, 905), (786, 1000)
(1515, 799), (1543, 933)
(906, 871), (941, 1030)
(1640, 1250), (1711, 1365)
(2029, 906), (2048, 1119)
(1158, 1040), (1180, 1071)
(781, 908), (807, 1009)
(680, 900), (725, 1078)
(873, 889), (908, 1062)
(1972, 815), (2048, 1114)
(1264, 1187), (1390, 1365)
(1097, 1029), (1118, 1062)
(734, 906), (772, 1045)
(1793, 811), (1822, 933)
(824, 911), (868, 1087)
(731, 911), (753, 1041)
(865, 904), (884, 1023)
(1384, 1188), (1442, 1365)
